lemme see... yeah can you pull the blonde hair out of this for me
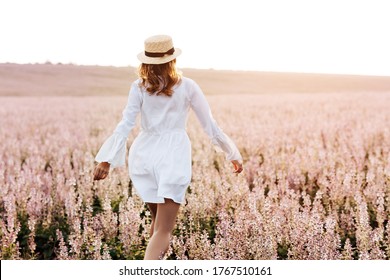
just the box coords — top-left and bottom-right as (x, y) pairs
(138, 59), (181, 97)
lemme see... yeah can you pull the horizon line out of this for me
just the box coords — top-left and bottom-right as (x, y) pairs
(1, 61), (390, 78)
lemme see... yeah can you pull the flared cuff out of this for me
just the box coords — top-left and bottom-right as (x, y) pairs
(95, 132), (127, 169)
(211, 130), (243, 162)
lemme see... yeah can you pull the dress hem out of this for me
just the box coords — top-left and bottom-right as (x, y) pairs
(142, 196), (184, 205)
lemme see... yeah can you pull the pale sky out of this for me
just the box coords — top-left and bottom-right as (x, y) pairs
(1, 0), (389, 76)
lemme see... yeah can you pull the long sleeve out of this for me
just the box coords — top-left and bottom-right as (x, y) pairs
(189, 79), (243, 162)
(95, 82), (142, 169)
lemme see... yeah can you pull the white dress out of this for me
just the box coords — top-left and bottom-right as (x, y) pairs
(95, 77), (242, 204)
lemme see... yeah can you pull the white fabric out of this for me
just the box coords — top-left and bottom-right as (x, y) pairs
(95, 77), (243, 204)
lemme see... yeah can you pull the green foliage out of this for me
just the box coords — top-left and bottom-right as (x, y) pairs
(1, 243), (19, 260)
(16, 211), (31, 259)
(34, 214), (70, 259)
(111, 196), (124, 214)
(340, 233), (358, 260)
(366, 201), (379, 229)
(213, 159), (220, 173)
(15, 210), (70, 260)
(92, 194), (103, 216)
(277, 242), (289, 260)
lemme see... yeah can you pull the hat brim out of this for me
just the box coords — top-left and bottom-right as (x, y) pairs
(137, 48), (182, 64)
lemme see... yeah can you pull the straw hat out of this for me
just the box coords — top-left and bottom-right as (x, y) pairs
(137, 35), (181, 65)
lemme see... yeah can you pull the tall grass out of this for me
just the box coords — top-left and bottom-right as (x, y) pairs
(0, 92), (389, 259)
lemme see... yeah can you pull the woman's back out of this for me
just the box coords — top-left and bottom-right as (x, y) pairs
(138, 77), (192, 133)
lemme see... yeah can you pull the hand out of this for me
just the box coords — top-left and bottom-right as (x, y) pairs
(231, 160), (243, 174)
(93, 162), (110, 180)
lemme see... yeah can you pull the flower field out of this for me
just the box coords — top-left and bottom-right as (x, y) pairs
(0, 91), (389, 260)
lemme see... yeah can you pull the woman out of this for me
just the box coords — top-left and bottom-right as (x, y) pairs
(93, 35), (243, 260)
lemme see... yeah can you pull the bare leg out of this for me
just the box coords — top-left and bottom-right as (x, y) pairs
(147, 203), (157, 237)
(144, 198), (180, 260)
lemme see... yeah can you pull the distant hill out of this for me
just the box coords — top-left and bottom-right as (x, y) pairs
(1, 63), (390, 96)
